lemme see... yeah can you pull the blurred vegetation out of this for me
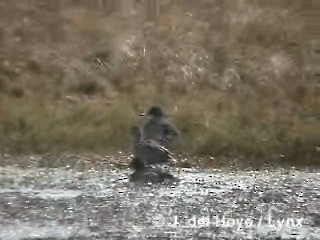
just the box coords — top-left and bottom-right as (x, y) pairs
(0, 1), (319, 166)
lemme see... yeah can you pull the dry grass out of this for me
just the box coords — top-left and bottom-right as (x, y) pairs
(0, 1), (319, 166)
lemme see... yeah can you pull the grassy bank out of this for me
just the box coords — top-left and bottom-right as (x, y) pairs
(0, 1), (319, 166)
(0, 91), (318, 166)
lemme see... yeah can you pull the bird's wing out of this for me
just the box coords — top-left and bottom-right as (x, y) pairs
(144, 139), (173, 156)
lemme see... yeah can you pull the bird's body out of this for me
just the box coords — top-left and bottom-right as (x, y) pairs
(143, 118), (179, 145)
(141, 106), (180, 146)
(132, 126), (175, 165)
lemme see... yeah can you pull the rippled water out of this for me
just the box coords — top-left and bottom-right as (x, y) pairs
(0, 157), (319, 239)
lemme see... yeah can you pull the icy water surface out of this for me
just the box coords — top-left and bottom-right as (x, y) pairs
(0, 156), (319, 239)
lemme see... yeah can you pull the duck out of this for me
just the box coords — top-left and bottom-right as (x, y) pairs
(132, 125), (176, 166)
(129, 157), (176, 183)
(140, 106), (180, 146)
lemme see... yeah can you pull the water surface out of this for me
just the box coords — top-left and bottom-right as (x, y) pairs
(0, 156), (319, 239)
